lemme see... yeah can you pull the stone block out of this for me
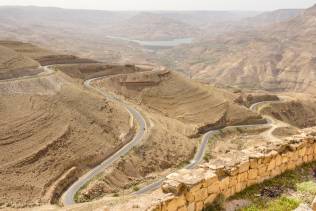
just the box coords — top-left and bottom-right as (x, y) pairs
(247, 179), (257, 187)
(219, 177), (230, 191)
(282, 154), (288, 163)
(229, 176), (238, 187)
(207, 181), (220, 194)
(267, 159), (276, 171)
(166, 196), (186, 211)
(249, 158), (258, 169)
(177, 206), (188, 211)
(192, 188), (208, 201)
(187, 203), (195, 211)
(248, 169), (258, 180)
(258, 164), (267, 176)
(308, 154), (314, 162)
(196, 201), (204, 211)
(237, 172), (248, 182)
(162, 179), (184, 195)
(275, 155), (282, 166)
(238, 161), (250, 173)
(185, 191), (194, 203)
(204, 193), (217, 206)
(204, 171), (218, 187)
(299, 147), (306, 157)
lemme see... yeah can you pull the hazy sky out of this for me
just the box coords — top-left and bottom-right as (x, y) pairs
(0, 0), (315, 11)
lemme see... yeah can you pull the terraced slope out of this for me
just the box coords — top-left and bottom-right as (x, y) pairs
(0, 45), (39, 70)
(95, 70), (263, 134)
(0, 72), (132, 207)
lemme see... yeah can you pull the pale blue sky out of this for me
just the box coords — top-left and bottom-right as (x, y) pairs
(0, 0), (315, 11)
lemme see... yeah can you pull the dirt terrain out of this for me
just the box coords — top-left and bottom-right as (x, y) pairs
(0, 43), (141, 208)
(261, 98), (316, 128)
(94, 69), (264, 134)
(57, 63), (147, 80)
(0, 70), (133, 207)
(72, 67), (267, 202)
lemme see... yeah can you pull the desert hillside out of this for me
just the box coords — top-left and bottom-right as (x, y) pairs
(94, 69), (263, 134)
(161, 4), (316, 94)
(0, 42), (138, 207)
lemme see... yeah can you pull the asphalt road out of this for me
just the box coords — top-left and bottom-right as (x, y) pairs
(134, 99), (282, 195)
(61, 76), (147, 206)
(59, 67), (285, 202)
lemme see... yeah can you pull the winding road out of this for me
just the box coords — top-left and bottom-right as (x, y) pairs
(57, 66), (287, 204)
(61, 76), (148, 206)
(134, 99), (285, 195)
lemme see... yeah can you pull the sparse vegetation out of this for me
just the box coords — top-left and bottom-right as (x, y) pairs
(241, 196), (300, 211)
(297, 181), (316, 195)
(230, 161), (316, 210)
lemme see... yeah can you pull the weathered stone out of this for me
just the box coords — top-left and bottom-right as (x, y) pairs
(267, 159), (276, 171)
(162, 179), (184, 195)
(219, 177), (230, 191)
(229, 176), (238, 187)
(282, 154), (288, 163)
(249, 158), (258, 169)
(308, 154), (314, 162)
(258, 164), (267, 176)
(236, 182), (246, 193)
(204, 193), (217, 206)
(238, 161), (250, 173)
(248, 169), (258, 180)
(207, 181), (220, 194)
(299, 147), (307, 157)
(192, 188), (208, 201)
(275, 155), (282, 166)
(224, 166), (239, 176)
(247, 179), (257, 187)
(166, 196), (186, 211)
(185, 191), (194, 203)
(177, 206), (188, 211)
(237, 172), (248, 182)
(187, 203), (195, 211)
(204, 171), (218, 187)
(196, 201), (204, 211)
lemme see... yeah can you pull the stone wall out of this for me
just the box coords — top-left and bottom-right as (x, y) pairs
(148, 129), (316, 211)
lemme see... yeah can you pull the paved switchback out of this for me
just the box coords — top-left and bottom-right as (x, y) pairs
(61, 76), (148, 206)
(134, 99), (286, 195)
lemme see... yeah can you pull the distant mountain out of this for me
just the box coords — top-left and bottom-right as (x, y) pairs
(107, 12), (201, 40)
(162, 4), (316, 94)
(242, 9), (303, 27)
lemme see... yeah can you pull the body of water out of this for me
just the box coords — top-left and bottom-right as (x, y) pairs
(107, 36), (193, 48)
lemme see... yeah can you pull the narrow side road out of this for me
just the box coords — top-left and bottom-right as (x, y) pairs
(61, 76), (148, 206)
